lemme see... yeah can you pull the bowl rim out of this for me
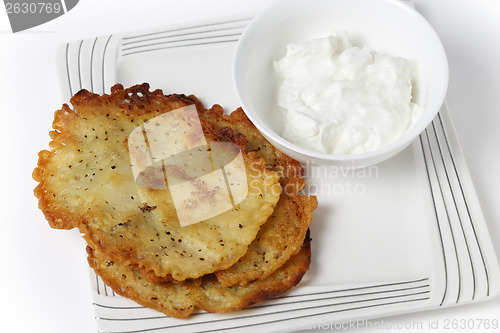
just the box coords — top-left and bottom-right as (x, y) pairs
(232, 0), (449, 163)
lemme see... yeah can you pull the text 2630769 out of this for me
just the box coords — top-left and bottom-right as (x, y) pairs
(5, 2), (62, 14)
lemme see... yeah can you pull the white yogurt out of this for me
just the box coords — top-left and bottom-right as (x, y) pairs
(274, 31), (421, 155)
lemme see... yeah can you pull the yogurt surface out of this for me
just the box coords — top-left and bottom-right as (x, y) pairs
(274, 32), (421, 155)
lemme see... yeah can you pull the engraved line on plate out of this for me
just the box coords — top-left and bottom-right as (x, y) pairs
(121, 25), (247, 47)
(96, 315), (170, 322)
(92, 278), (429, 311)
(419, 134), (448, 306)
(122, 33), (242, 52)
(89, 37), (98, 93)
(95, 283), (430, 321)
(77, 39), (83, 91)
(437, 112), (490, 297)
(101, 35), (113, 95)
(95, 272), (100, 296)
(424, 127), (462, 304)
(273, 277), (429, 300)
(101, 280), (116, 297)
(431, 120), (476, 300)
(96, 285), (430, 321)
(65, 43), (73, 98)
(122, 17), (252, 41)
(97, 296), (430, 333)
(93, 303), (144, 310)
(196, 298), (431, 333)
(121, 39), (240, 57)
(250, 284), (430, 310)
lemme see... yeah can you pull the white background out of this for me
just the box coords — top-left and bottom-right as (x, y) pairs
(1, 0), (499, 332)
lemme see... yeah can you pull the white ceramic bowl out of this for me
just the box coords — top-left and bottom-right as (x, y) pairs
(233, 0), (448, 167)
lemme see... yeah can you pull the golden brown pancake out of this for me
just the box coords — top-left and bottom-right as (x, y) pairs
(87, 235), (311, 319)
(196, 105), (317, 287)
(34, 83), (318, 317)
(135, 101), (318, 287)
(34, 84), (281, 281)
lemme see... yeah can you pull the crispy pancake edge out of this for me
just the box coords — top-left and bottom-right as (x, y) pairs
(34, 83), (282, 281)
(87, 233), (311, 318)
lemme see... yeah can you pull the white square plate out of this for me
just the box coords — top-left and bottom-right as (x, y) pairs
(57, 12), (500, 333)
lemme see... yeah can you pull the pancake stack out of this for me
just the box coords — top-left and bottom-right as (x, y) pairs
(33, 83), (317, 318)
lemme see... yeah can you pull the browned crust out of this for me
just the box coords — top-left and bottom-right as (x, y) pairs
(215, 193), (317, 287)
(199, 234), (311, 313)
(141, 269), (203, 286)
(127, 152), (279, 282)
(33, 84), (208, 230)
(195, 104), (317, 287)
(33, 105), (83, 230)
(34, 83), (283, 283)
(72, 83), (199, 118)
(198, 106), (305, 196)
(34, 83), (317, 312)
(87, 246), (197, 319)
(87, 234), (311, 318)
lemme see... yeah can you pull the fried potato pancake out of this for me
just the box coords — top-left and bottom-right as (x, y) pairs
(33, 84), (281, 281)
(193, 104), (318, 287)
(87, 235), (311, 319)
(139, 102), (318, 287)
